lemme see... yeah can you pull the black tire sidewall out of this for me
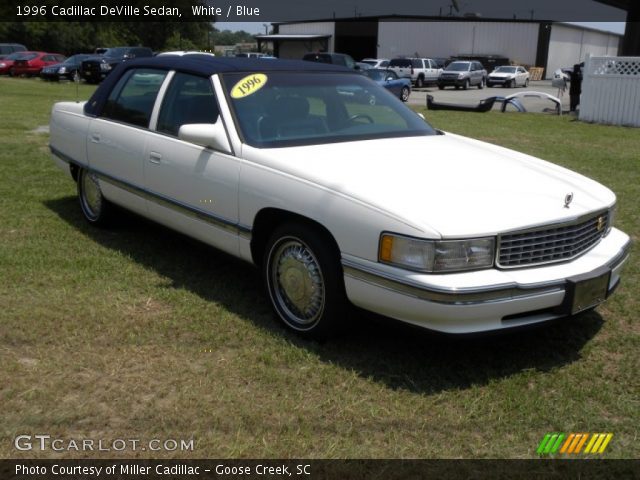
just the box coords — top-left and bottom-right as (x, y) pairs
(263, 223), (347, 339)
(77, 168), (109, 225)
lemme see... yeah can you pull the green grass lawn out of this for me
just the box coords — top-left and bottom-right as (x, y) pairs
(0, 77), (638, 459)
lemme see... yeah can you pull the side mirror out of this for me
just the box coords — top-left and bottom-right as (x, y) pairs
(417, 113), (425, 120)
(385, 76), (393, 81)
(178, 122), (231, 153)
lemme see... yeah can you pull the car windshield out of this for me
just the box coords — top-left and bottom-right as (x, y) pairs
(4, 52), (25, 60)
(64, 54), (88, 64)
(223, 72), (435, 148)
(103, 48), (128, 58)
(17, 53), (38, 61)
(364, 70), (392, 81)
(495, 66), (517, 73)
(445, 62), (470, 72)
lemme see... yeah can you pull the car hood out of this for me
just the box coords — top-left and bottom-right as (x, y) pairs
(490, 72), (516, 78)
(244, 134), (615, 237)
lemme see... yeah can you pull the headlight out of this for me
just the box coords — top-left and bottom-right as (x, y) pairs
(379, 233), (495, 272)
(458, 73), (465, 79)
(58, 66), (67, 74)
(0, 63), (5, 68)
(100, 63), (112, 71)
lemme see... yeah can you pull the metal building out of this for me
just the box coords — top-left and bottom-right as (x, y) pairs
(257, 17), (621, 78)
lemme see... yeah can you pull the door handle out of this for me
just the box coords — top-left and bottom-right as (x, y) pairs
(149, 152), (162, 164)
(90, 133), (101, 143)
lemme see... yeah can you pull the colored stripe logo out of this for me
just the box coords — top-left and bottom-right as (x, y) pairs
(537, 433), (613, 455)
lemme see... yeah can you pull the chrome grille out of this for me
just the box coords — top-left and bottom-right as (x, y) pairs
(497, 211), (609, 268)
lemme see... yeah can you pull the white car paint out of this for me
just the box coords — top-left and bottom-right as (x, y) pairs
(49, 67), (630, 336)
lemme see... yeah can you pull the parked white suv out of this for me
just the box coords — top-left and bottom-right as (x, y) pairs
(387, 58), (442, 88)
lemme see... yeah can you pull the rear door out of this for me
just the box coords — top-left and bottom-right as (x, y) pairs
(87, 67), (168, 216)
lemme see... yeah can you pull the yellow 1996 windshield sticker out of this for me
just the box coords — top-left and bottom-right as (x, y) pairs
(230, 73), (267, 99)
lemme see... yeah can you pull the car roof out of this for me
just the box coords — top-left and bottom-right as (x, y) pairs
(85, 55), (351, 117)
(124, 55), (348, 75)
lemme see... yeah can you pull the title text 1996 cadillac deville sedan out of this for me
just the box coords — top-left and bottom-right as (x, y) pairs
(49, 56), (630, 339)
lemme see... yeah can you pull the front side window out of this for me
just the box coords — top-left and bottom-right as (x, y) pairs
(156, 72), (219, 136)
(102, 68), (167, 128)
(223, 72), (436, 148)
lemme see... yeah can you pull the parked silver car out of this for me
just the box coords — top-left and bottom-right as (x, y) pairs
(438, 61), (487, 90)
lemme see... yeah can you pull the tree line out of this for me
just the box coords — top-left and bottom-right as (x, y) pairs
(0, 22), (258, 55)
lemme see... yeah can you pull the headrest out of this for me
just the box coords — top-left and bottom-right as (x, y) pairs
(267, 96), (310, 119)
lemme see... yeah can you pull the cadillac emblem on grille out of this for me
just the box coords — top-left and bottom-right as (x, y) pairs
(597, 216), (606, 231)
(564, 192), (574, 208)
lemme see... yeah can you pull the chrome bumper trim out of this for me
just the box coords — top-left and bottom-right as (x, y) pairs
(342, 238), (631, 306)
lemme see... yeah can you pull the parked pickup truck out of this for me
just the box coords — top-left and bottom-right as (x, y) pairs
(80, 46), (153, 83)
(49, 55), (630, 340)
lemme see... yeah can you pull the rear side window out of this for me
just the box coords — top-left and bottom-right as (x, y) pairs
(157, 72), (219, 136)
(389, 59), (410, 68)
(102, 68), (168, 128)
(411, 59), (422, 68)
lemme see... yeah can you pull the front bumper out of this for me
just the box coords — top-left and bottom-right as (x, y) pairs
(342, 228), (630, 334)
(438, 77), (468, 87)
(487, 77), (511, 86)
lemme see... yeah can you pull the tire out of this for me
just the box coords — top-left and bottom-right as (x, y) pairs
(524, 78), (529, 88)
(478, 77), (485, 89)
(400, 86), (410, 102)
(263, 223), (348, 340)
(509, 79), (516, 88)
(437, 84), (444, 90)
(415, 75), (424, 88)
(8, 68), (15, 77)
(462, 79), (469, 90)
(77, 168), (111, 225)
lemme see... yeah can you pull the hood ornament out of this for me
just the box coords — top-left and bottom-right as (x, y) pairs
(564, 192), (574, 208)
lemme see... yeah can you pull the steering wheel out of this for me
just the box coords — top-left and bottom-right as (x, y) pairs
(347, 114), (374, 124)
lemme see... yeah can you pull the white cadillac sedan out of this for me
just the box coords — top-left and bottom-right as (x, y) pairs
(49, 56), (630, 339)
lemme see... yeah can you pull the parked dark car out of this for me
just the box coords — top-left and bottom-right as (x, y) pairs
(437, 61), (487, 90)
(0, 43), (27, 59)
(41, 54), (92, 81)
(80, 46), (153, 83)
(12, 52), (66, 77)
(363, 69), (411, 102)
(302, 52), (357, 69)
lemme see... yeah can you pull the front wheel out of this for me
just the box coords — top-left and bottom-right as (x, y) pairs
(478, 77), (485, 89)
(524, 78), (529, 88)
(400, 86), (410, 102)
(263, 223), (348, 340)
(415, 76), (424, 88)
(77, 168), (111, 225)
(462, 79), (469, 90)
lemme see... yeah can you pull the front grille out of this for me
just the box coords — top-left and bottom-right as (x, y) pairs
(497, 211), (609, 268)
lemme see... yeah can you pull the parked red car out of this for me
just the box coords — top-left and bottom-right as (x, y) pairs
(0, 51), (28, 75)
(12, 52), (66, 77)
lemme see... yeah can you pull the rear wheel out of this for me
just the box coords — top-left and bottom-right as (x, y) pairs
(437, 84), (444, 90)
(415, 75), (425, 88)
(263, 223), (348, 340)
(77, 168), (111, 225)
(400, 86), (410, 102)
